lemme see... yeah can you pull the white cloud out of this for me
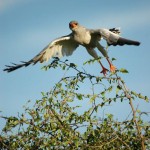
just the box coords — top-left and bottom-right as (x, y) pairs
(115, 7), (150, 28)
(0, 0), (30, 13)
(0, 0), (18, 11)
(89, 6), (150, 30)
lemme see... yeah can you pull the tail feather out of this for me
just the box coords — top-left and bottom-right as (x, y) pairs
(117, 37), (140, 46)
(3, 61), (32, 72)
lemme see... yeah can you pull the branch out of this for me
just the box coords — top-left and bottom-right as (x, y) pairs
(115, 74), (146, 150)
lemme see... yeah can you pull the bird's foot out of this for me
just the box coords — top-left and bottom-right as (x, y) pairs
(110, 64), (116, 73)
(100, 67), (109, 76)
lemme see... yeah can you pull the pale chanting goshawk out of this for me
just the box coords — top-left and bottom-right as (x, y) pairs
(4, 21), (140, 76)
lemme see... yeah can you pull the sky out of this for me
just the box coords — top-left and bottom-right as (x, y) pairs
(0, 0), (150, 130)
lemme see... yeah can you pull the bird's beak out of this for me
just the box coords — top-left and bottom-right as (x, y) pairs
(69, 23), (77, 29)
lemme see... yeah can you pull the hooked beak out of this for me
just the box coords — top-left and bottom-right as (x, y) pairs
(69, 23), (77, 29)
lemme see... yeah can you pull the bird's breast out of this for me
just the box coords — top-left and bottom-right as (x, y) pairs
(74, 30), (91, 46)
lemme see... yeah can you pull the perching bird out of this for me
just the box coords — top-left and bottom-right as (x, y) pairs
(4, 21), (140, 76)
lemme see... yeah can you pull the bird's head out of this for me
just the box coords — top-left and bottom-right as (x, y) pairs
(69, 21), (79, 31)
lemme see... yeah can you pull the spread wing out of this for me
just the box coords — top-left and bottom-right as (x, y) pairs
(4, 35), (79, 72)
(91, 28), (140, 46)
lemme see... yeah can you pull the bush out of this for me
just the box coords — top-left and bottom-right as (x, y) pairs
(0, 58), (150, 150)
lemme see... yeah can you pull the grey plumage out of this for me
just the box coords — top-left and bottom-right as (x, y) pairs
(4, 21), (140, 73)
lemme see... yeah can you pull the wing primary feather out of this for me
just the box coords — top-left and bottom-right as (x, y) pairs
(3, 34), (78, 72)
(3, 61), (32, 72)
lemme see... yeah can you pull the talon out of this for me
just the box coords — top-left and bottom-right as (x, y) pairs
(100, 67), (109, 76)
(110, 64), (116, 73)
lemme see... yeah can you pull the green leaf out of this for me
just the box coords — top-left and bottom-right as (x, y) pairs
(90, 95), (97, 103)
(107, 86), (113, 92)
(131, 91), (138, 97)
(96, 77), (100, 83)
(138, 93), (145, 99)
(94, 106), (98, 112)
(116, 85), (122, 94)
(75, 140), (79, 148)
(100, 102), (105, 107)
(120, 68), (129, 73)
(101, 91), (105, 97)
(108, 100), (111, 104)
(62, 65), (66, 70)
(145, 96), (149, 102)
(70, 63), (76, 68)
(76, 94), (83, 100)
(41, 92), (45, 96)
(112, 58), (117, 61)
(120, 98), (123, 102)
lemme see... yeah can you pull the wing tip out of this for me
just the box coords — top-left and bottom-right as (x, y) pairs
(3, 61), (32, 73)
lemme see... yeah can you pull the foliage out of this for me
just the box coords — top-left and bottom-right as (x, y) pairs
(0, 58), (150, 150)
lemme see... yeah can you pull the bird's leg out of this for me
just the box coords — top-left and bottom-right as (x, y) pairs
(86, 48), (108, 76)
(106, 57), (116, 73)
(98, 60), (109, 76)
(96, 43), (116, 73)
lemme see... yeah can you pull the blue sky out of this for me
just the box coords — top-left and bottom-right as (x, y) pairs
(0, 0), (150, 130)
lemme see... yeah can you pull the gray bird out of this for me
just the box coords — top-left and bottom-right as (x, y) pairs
(4, 21), (140, 75)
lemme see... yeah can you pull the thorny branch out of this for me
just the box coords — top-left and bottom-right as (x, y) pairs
(115, 74), (146, 150)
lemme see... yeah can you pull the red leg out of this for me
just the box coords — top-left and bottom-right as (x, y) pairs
(100, 66), (109, 76)
(106, 58), (116, 73)
(99, 61), (109, 76)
